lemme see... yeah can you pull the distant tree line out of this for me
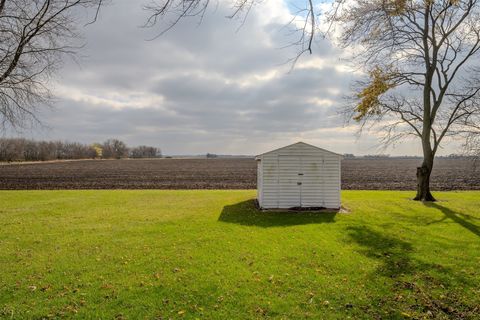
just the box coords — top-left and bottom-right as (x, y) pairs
(0, 138), (161, 162)
(130, 145), (159, 159)
(206, 153), (218, 159)
(363, 154), (390, 159)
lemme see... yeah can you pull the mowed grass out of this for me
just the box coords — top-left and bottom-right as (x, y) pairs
(1, 190), (480, 319)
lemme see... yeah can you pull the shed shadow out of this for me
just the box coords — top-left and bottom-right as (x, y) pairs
(218, 199), (337, 227)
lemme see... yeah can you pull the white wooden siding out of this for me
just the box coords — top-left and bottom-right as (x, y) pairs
(257, 159), (263, 205)
(256, 142), (341, 209)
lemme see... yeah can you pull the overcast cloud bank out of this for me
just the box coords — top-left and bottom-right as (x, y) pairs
(7, 0), (460, 155)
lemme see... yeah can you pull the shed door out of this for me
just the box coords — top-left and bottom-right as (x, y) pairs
(300, 156), (323, 207)
(278, 155), (302, 208)
(277, 155), (322, 208)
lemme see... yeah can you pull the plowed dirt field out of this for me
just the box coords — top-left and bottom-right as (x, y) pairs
(0, 158), (478, 190)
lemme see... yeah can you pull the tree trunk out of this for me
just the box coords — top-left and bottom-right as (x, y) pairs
(414, 4), (436, 202)
(414, 161), (436, 202)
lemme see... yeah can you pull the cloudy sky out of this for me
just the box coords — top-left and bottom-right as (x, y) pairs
(15, 0), (459, 156)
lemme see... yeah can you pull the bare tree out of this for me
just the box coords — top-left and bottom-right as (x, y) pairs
(0, 0), (103, 129)
(326, 0), (480, 201)
(102, 138), (128, 159)
(144, 0), (318, 61)
(130, 145), (160, 158)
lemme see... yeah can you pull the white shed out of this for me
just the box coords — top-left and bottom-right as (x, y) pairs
(256, 142), (342, 210)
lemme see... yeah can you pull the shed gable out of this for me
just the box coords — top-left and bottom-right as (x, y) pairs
(256, 142), (342, 159)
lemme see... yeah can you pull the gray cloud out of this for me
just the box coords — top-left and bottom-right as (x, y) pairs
(15, 0), (441, 156)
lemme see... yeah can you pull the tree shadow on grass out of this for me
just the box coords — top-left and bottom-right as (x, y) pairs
(423, 202), (480, 238)
(347, 225), (472, 281)
(347, 226), (415, 278)
(218, 199), (337, 227)
(347, 226), (477, 318)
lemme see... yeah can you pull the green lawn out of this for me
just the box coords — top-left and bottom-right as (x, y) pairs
(1, 190), (479, 319)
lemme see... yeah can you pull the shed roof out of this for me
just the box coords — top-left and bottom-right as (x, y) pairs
(255, 142), (343, 159)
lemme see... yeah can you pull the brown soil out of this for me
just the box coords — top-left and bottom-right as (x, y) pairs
(0, 158), (478, 190)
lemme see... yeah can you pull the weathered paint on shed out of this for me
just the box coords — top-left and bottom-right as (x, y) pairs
(256, 142), (342, 209)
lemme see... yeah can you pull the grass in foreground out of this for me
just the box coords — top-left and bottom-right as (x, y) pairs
(0, 190), (479, 319)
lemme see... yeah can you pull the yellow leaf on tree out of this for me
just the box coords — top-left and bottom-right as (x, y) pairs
(354, 66), (396, 121)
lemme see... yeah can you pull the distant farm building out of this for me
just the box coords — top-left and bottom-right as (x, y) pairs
(256, 142), (342, 210)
